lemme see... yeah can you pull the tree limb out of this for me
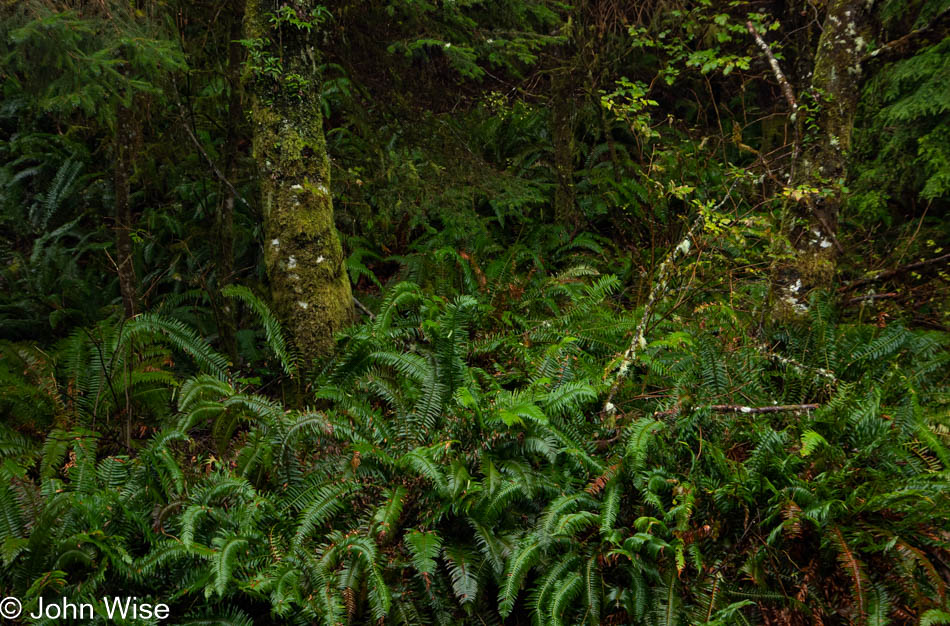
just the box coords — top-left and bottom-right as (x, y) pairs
(845, 292), (898, 305)
(746, 21), (798, 116)
(353, 296), (376, 320)
(838, 252), (950, 292)
(176, 100), (250, 209)
(864, 7), (950, 64)
(602, 183), (737, 414)
(654, 403), (819, 418)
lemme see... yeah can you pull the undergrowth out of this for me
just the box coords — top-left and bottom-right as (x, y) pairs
(1, 250), (947, 624)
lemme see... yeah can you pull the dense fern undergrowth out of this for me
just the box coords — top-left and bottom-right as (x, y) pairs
(1, 244), (948, 625)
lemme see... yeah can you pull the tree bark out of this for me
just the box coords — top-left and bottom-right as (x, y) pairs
(552, 66), (579, 226)
(217, 0), (246, 364)
(243, 0), (353, 362)
(771, 0), (872, 318)
(219, 0), (245, 286)
(114, 101), (138, 318)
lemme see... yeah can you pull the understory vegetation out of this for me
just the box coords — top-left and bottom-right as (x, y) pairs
(1, 0), (949, 624)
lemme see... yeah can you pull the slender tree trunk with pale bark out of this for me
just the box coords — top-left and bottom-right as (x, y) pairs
(115, 100), (138, 318)
(772, 0), (872, 317)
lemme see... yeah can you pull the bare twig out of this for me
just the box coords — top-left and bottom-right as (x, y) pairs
(710, 403), (818, 414)
(602, 182), (738, 414)
(353, 296), (376, 320)
(838, 252), (950, 292)
(654, 403), (819, 418)
(746, 21), (798, 116)
(845, 292), (898, 305)
(175, 99), (250, 208)
(760, 347), (836, 383)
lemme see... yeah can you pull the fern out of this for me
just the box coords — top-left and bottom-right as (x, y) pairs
(443, 543), (481, 605)
(291, 482), (354, 550)
(625, 420), (665, 472)
(549, 571), (583, 626)
(30, 157), (81, 230)
(374, 486), (407, 539)
(406, 529), (442, 578)
(498, 534), (542, 617)
(211, 535), (250, 596)
(831, 526), (868, 624)
(221, 285), (298, 375)
(128, 313), (229, 378)
(922, 610), (950, 626)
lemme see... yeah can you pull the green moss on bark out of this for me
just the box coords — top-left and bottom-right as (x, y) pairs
(244, 1), (353, 361)
(772, 0), (872, 319)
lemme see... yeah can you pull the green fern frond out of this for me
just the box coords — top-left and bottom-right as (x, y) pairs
(499, 534), (542, 617)
(211, 535), (250, 596)
(405, 529), (442, 578)
(221, 285), (298, 375)
(128, 313), (228, 378)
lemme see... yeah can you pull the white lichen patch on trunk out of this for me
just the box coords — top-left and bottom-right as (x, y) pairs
(771, 0), (871, 322)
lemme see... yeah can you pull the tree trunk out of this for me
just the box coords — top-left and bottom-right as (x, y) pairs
(772, 0), (872, 317)
(218, 0), (245, 285)
(115, 101), (138, 318)
(552, 66), (579, 226)
(243, 1), (353, 362)
(216, 0), (246, 364)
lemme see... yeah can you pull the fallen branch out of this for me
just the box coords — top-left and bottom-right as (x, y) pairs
(654, 403), (819, 418)
(845, 292), (898, 305)
(353, 296), (376, 320)
(760, 348), (837, 383)
(838, 252), (950, 292)
(601, 215), (704, 414)
(602, 183), (737, 414)
(709, 403), (818, 414)
(746, 21), (798, 116)
(175, 98), (250, 209)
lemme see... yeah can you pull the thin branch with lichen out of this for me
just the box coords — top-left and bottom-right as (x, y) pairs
(602, 183), (737, 414)
(746, 21), (798, 117)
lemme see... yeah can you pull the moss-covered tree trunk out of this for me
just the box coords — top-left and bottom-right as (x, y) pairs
(772, 0), (871, 317)
(243, 1), (353, 361)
